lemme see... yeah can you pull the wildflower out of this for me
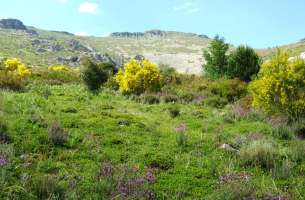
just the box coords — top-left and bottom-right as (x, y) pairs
(0, 154), (8, 167)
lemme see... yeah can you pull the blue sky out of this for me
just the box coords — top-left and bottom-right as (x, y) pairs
(0, 0), (305, 48)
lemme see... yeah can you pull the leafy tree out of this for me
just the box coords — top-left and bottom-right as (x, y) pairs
(249, 50), (305, 122)
(203, 35), (229, 79)
(81, 58), (115, 92)
(227, 45), (260, 82)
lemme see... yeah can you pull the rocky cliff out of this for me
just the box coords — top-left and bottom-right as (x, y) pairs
(0, 19), (27, 30)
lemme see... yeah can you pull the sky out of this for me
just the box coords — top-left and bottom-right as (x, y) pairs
(0, 0), (305, 48)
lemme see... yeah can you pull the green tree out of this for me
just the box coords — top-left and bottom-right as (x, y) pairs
(228, 45), (260, 82)
(81, 58), (115, 92)
(203, 35), (229, 79)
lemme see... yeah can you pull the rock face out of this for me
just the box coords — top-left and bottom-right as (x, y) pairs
(0, 19), (38, 35)
(0, 19), (27, 30)
(110, 30), (166, 38)
(198, 34), (209, 39)
(110, 32), (145, 38)
(69, 39), (92, 52)
(134, 54), (146, 61)
(110, 30), (209, 40)
(144, 30), (166, 37)
(57, 53), (117, 67)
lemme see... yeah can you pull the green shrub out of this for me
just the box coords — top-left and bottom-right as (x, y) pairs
(239, 140), (280, 169)
(290, 141), (305, 162)
(46, 70), (79, 84)
(205, 96), (228, 108)
(141, 94), (160, 104)
(179, 92), (195, 103)
(229, 133), (264, 150)
(0, 122), (11, 144)
(291, 118), (305, 139)
(203, 35), (229, 79)
(161, 94), (178, 103)
(168, 106), (180, 118)
(0, 72), (24, 91)
(81, 58), (115, 92)
(33, 175), (66, 199)
(144, 153), (174, 170)
(227, 45), (261, 82)
(211, 180), (256, 200)
(48, 122), (68, 146)
(272, 159), (293, 179)
(104, 76), (119, 90)
(249, 50), (305, 122)
(273, 125), (294, 140)
(159, 63), (181, 85)
(31, 67), (80, 85)
(176, 133), (188, 148)
(208, 79), (247, 102)
(272, 118), (305, 140)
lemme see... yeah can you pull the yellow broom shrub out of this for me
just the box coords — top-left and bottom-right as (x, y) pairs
(115, 59), (161, 94)
(249, 50), (305, 121)
(0, 58), (31, 90)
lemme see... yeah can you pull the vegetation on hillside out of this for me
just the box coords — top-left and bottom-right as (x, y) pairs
(115, 59), (162, 94)
(203, 36), (261, 82)
(0, 58), (31, 90)
(250, 50), (305, 122)
(0, 49), (305, 199)
(81, 58), (116, 92)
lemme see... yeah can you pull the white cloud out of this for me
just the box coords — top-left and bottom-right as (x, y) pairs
(56, 0), (68, 4)
(75, 32), (89, 37)
(173, 0), (200, 15)
(79, 2), (99, 14)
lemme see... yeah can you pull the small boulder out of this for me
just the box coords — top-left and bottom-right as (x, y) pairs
(220, 143), (236, 151)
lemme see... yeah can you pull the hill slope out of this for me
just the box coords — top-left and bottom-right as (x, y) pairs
(0, 19), (211, 74)
(257, 39), (305, 59)
(1, 18), (305, 74)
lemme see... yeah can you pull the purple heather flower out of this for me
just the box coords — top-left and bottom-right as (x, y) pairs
(145, 170), (156, 183)
(0, 154), (8, 167)
(175, 124), (187, 134)
(98, 163), (114, 178)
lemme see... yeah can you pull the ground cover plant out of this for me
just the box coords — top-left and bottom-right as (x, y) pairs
(0, 54), (304, 200)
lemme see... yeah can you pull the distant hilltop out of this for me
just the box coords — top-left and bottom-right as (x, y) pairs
(0, 18), (27, 30)
(110, 29), (209, 39)
(0, 18), (37, 35)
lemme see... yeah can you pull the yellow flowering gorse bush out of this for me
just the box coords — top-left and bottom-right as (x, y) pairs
(115, 59), (162, 94)
(249, 51), (305, 120)
(3, 58), (31, 77)
(0, 58), (31, 90)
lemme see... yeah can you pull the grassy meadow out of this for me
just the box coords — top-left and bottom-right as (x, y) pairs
(1, 65), (305, 200)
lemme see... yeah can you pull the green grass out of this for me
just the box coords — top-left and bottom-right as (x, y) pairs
(1, 80), (305, 199)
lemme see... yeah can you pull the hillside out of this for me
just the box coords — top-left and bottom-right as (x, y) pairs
(2, 17), (305, 200)
(0, 19), (211, 74)
(257, 39), (305, 59)
(1, 18), (305, 74)
(1, 70), (304, 199)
